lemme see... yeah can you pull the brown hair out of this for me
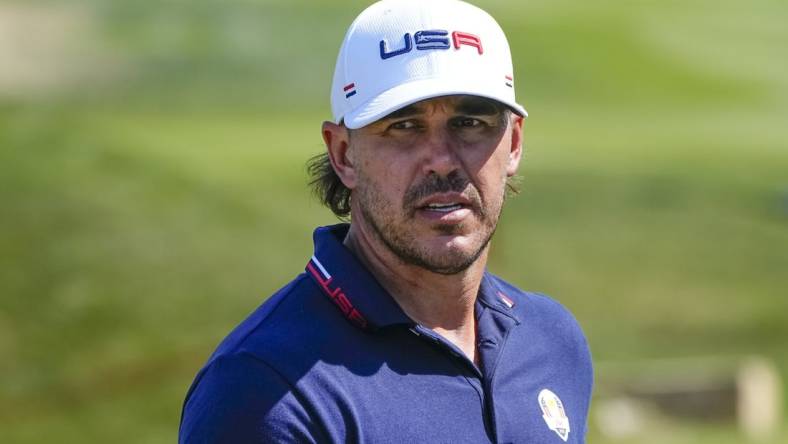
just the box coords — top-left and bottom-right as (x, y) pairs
(306, 152), (353, 219)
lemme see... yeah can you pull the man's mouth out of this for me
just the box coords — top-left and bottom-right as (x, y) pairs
(424, 203), (465, 213)
(412, 194), (477, 224)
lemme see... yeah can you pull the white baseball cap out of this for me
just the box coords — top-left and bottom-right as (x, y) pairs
(330, 0), (528, 129)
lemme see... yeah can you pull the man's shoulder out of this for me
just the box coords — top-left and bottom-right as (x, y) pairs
(207, 272), (336, 365)
(180, 272), (344, 442)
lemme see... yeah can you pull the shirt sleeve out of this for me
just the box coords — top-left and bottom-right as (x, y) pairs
(179, 352), (327, 444)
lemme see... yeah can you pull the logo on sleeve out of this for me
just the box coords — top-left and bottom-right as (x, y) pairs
(538, 389), (570, 442)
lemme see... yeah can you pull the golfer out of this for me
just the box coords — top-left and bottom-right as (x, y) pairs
(180, 0), (593, 442)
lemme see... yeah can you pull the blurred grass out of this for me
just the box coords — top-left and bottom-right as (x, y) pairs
(0, 0), (786, 442)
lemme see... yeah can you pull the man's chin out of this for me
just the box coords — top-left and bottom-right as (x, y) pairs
(413, 250), (483, 275)
(432, 222), (467, 236)
(425, 233), (477, 250)
(409, 236), (489, 274)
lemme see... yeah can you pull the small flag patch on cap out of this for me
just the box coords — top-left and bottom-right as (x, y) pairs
(344, 83), (357, 98)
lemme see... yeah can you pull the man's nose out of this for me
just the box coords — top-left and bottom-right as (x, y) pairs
(420, 127), (460, 177)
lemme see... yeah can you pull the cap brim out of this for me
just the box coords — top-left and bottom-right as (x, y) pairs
(341, 77), (527, 129)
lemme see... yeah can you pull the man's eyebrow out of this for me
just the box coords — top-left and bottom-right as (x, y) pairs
(455, 97), (505, 115)
(380, 97), (504, 121)
(382, 103), (424, 120)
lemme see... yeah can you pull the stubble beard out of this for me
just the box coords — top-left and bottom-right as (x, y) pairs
(354, 172), (504, 275)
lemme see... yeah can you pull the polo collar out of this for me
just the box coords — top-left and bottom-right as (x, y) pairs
(476, 273), (522, 324)
(306, 224), (413, 331)
(305, 224), (521, 331)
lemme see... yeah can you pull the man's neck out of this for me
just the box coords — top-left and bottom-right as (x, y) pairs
(343, 222), (487, 364)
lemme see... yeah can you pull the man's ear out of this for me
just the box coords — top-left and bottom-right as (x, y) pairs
(506, 115), (524, 177)
(322, 121), (357, 189)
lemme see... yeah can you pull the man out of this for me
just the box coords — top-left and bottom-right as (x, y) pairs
(179, 0), (593, 442)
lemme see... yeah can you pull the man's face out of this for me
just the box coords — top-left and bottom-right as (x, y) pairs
(345, 95), (523, 275)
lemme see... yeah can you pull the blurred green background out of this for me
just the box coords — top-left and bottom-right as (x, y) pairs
(1, 0), (786, 442)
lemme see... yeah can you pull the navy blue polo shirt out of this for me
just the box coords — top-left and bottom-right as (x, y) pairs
(180, 224), (593, 443)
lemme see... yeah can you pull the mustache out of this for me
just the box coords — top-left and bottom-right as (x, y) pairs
(403, 172), (483, 214)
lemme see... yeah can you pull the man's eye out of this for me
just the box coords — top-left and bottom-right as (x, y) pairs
(389, 120), (418, 130)
(454, 117), (484, 128)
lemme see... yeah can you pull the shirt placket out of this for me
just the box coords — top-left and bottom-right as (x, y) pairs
(408, 304), (519, 443)
(476, 303), (519, 442)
